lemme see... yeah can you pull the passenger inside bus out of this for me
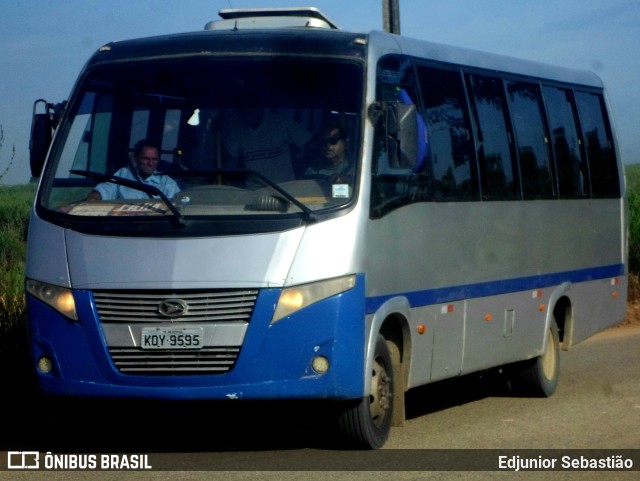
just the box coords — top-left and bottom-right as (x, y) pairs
(221, 105), (312, 185)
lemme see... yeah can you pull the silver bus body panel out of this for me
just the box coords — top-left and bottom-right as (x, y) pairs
(26, 214), (72, 288)
(59, 210), (370, 291)
(363, 198), (626, 389)
(62, 226), (306, 290)
(284, 208), (366, 286)
(364, 199), (623, 294)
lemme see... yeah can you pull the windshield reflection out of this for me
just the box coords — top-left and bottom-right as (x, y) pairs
(43, 58), (362, 220)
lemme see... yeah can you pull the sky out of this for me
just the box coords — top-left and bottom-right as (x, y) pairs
(1, 0), (639, 185)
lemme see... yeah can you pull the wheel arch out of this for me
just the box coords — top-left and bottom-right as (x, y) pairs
(546, 282), (574, 351)
(553, 295), (573, 350)
(366, 296), (412, 427)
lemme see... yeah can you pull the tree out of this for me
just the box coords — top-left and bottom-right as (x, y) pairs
(0, 125), (16, 184)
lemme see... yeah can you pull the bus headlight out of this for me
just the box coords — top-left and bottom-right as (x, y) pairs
(272, 275), (356, 324)
(26, 279), (78, 321)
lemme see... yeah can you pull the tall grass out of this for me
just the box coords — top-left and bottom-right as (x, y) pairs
(0, 184), (35, 340)
(626, 165), (640, 275)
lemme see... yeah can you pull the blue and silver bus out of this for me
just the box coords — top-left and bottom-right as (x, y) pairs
(26, 7), (627, 448)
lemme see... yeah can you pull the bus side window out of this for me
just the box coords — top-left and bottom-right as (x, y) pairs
(506, 81), (554, 199)
(574, 91), (620, 198)
(417, 64), (478, 201)
(371, 55), (431, 218)
(467, 74), (519, 200)
(542, 86), (588, 198)
(370, 103), (417, 216)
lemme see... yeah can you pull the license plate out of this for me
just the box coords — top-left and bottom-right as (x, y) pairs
(141, 327), (203, 349)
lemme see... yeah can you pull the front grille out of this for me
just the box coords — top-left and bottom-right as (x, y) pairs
(109, 347), (241, 375)
(93, 289), (259, 323)
(93, 289), (258, 375)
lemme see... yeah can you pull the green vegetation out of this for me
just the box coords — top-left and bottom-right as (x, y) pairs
(0, 184), (35, 348)
(626, 164), (640, 274)
(0, 184), (35, 389)
(0, 125), (17, 184)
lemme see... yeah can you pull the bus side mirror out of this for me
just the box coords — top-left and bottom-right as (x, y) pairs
(30, 115), (51, 178)
(382, 102), (420, 170)
(30, 99), (65, 178)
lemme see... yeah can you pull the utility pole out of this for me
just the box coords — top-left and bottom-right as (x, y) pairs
(382, 0), (401, 34)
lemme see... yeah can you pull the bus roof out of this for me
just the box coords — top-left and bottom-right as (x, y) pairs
(369, 30), (603, 88)
(88, 6), (602, 89)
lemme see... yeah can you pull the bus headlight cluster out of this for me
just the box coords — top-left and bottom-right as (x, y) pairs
(26, 279), (78, 321)
(272, 275), (356, 323)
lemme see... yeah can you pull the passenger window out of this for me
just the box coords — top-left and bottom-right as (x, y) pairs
(417, 65), (478, 200)
(371, 55), (431, 218)
(467, 75), (518, 199)
(506, 81), (553, 198)
(161, 110), (182, 158)
(130, 108), (150, 150)
(542, 86), (588, 197)
(574, 91), (620, 197)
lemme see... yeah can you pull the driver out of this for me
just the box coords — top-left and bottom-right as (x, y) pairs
(87, 140), (180, 200)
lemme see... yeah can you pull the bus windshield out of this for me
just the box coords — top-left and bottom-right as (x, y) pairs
(41, 57), (363, 222)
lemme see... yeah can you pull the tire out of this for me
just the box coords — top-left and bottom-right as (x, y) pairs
(337, 334), (394, 449)
(510, 322), (560, 397)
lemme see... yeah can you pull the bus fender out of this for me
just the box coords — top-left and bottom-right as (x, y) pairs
(543, 281), (573, 351)
(363, 295), (410, 395)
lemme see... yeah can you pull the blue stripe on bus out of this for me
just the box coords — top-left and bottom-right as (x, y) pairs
(365, 263), (624, 315)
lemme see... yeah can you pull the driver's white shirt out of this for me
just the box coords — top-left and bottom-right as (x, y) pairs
(94, 166), (180, 200)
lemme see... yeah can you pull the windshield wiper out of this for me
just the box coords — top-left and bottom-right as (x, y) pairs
(70, 170), (186, 227)
(210, 169), (316, 223)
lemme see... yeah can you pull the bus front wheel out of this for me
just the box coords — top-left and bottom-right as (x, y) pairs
(337, 334), (394, 449)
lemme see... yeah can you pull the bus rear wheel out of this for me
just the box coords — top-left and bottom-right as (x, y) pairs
(510, 322), (560, 397)
(337, 334), (394, 449)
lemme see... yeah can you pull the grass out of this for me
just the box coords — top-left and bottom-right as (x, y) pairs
(626, 165), (640, 274)
(0, 184), (36, 395)
(0, 185), (34, 310)
(625, 163), (640, 191)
